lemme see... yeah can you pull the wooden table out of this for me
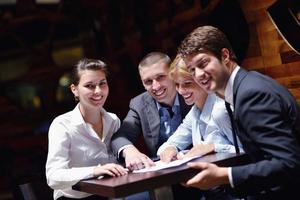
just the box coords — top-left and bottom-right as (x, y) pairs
(73, 153), (249, 198)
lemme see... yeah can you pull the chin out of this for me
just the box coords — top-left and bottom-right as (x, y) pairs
(91, 102), (104, 108)
(184, 100), (193, 105)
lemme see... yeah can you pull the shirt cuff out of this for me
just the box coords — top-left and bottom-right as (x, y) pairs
(118, 144), (135, 159)
(228, 167), (234, 188)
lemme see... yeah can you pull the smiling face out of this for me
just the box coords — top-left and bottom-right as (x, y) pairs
(185, 50), (232, 96)
(174, 74), (206, 106)
(139, 61), (176, 106)
(71, 69), (109, 110)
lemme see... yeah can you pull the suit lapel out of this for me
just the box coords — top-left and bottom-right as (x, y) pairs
(143, 94), (160, 138)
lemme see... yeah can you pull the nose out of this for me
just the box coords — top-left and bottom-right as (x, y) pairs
(94, 85), (101, 93)
(152, 79), (160, 90)
(194, 67), (205, 80)
(177, 85), (186, 95)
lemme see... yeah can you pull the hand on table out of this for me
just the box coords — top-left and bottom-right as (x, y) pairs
(159, 146), (178, 163)
(123, 146), (155, 171)
(177, 144), (215, 160)
(94, 163), (128, 177)
(183, 162), (229, 190)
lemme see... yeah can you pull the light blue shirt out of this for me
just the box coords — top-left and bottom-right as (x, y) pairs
(157, 94), (244, 155)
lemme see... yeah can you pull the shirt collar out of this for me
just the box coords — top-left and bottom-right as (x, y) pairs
(156, 93), (180, 110)
(199, 93), (217, 123)
(70, 103), (85, 126)
(224, 65), (240, 106)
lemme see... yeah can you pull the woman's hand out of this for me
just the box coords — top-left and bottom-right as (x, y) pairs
(93, 163), (128, 177)
(159, 146), (178, 163)
(177, 144), (215, 160)
(123, 146), (155, 171)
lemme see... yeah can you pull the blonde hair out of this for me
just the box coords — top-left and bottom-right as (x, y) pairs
(169, 54), (192, 81)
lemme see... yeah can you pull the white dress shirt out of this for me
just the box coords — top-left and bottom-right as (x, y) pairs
(157, 94), (244, 155)
(46, 104), (120, 200)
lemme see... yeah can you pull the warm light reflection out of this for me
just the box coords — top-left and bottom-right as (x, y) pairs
(57, 73), (72, 103)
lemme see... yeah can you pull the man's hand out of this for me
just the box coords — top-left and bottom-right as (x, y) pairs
(183, 162), (229, 190)
(159, 146), (178, 163)
(177, 144), (215, 160)
(122, 146), (155, 171)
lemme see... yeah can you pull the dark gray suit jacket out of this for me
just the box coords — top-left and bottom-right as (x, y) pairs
(111, 92), (192, 158)
(231, 68), (300, 199)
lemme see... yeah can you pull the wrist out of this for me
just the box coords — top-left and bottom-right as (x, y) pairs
(122, 146), (139, 158)
(217, 167), (230, 185)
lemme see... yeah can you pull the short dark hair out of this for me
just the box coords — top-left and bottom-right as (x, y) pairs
(178, 26), (237, 62)
(72, 58), (108, 86)
(138, 52), (171, 71)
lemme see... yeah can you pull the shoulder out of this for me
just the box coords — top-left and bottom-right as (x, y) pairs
(236, 70), (286, 102)
(238, 70), (276, 92)
(130, 92), (155, 108)
(102, 109), (120, 123)
(131, 92), (151, 102)
(48, 110), (75, 138)
(50, 110), (73, 127)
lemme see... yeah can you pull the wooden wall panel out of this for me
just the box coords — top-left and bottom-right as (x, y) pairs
(239, 0), (300, 103)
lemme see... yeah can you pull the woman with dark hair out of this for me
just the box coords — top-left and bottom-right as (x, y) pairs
(46, 58), (127, 200)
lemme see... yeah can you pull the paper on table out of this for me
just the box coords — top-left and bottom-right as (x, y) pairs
(132, 155), (202, 173)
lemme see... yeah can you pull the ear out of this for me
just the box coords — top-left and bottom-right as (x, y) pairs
(70, 84), (78, 97)
(221, 48), (230, 64)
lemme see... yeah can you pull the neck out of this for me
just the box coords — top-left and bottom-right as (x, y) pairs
(228, 61), (237, 74)
(79, 104), (102, 125)
(165, 92), (177, 107)
(217, 61), (237, 98)
(195, 94), (208, 109)
(215, 92), (225, 100)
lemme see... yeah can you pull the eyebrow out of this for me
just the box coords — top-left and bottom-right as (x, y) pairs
(195, 56), (206, 65)
(84, 78), (107, 84)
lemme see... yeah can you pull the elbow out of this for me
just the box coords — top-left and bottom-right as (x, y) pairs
(47, 178), (62, 190)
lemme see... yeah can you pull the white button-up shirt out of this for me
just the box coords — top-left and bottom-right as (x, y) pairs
(46, 104), (120, 200)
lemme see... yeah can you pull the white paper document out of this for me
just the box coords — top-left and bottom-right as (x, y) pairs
(132, 155), (202, 173)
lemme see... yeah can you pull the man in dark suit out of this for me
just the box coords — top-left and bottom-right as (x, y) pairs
(177, 26), (300, 199)
(111, 52), (201, 199)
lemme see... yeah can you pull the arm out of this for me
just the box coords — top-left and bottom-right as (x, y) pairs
(232, 87), (300, 195)
(159, 146), (178, 163)
(45, 121), (95, 190)
(111, 97), (155, 170)
(46, 119), (127, 190)
(177, 144), (215, 160)
(157, 108), (194, 162)
(184, 162), (230, 190)
(158, 108), (194, 154)
(111, 98), (143, 157)
(122, 146), (154, 170)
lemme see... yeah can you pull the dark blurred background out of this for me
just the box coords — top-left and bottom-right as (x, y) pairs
(0, 0), (299, 199)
